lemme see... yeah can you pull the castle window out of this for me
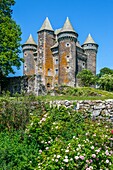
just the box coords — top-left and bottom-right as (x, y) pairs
(65, 43), (70, 47)
(24, 65), (27, 71)
(55, 69), (58, 75)
(40, 38), (42, 45)
(67, 56), (69, 58)
(48, 69), (51, 76)
(82, 62), (85, 68)
(67, 66), (69, 70)
(39, 49), (42, 53)
(47, 83), (51, 88)
(55, 59), (58, 64)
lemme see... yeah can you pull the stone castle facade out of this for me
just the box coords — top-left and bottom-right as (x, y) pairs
(22, 17), (98, 94)
(2, 17), (98, 95)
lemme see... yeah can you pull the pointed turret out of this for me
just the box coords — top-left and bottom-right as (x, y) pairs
(82, 33), (98, 51)
(38, 17), (54, 32)
(83, 33), (96, 45)
(24, 34), (37, 45)
(57, 17), (78, 40)
(82, 33), (98, 75)
(22, 34), (37, 76)
(60, 17), (76, 33)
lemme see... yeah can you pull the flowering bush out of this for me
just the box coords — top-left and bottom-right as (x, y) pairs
(26, 105), (113, 170)
(0, 101), (113, 169)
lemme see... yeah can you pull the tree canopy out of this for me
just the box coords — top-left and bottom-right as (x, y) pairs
(77, 69), (97, 87)
(0, 0), (22, 77)
(97, 67), (113, 78)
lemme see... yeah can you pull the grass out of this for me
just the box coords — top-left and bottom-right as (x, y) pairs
(37, 87), (113, 101)
(1, 87), (113, 101)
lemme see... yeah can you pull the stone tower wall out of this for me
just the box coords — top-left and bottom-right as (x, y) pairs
(38, 30), (55, 88)
(23, 45), (37, 75)
(85, 49), (97, 75)
(58, 37), (76, 86)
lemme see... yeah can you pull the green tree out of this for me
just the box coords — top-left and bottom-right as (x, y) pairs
(0, 0), (22, 77)
(77, 69), (97, 87)
(97, 67), (113, 78)
(98, 74), (113, 91)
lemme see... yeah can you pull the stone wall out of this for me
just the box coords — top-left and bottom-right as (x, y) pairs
(50, 100), (113, 122)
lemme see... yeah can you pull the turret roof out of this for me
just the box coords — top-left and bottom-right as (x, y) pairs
(24, 34), (37, 45)
(39, 17), (54, 31)
(83, 34), (96, 45)
(60, 17), (76, 33)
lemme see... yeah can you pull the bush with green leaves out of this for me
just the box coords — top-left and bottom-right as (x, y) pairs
(25, 105), (113, 170)
(0, 93), (37, 131)
(97, 74), (113, 91)
(0, 101), (113, 169)
(77, 69), (97, 87)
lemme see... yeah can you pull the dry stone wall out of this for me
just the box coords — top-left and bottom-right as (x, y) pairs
(50, 100), (113, 122)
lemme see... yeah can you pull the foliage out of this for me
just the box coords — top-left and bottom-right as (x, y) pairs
(0, 0), (23, 77)
(0, 93), (38, 131)
(44, 86), (113, 101)
(77, 69), (97, 87)
(0, 99), (113, 169)
(97, 74), (113, 91)
(97, 67), (113, 78)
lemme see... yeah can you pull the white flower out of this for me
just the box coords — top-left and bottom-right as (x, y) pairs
(57, 155), (61, 158)
(92, 154), (96, 158)
(65, 149), (69, 153)
(78, 144), (81, 147)
(39, 149), (42, 153)
(63, 158), (68, 163)
(91, 146), (94, 149)
(105, 150), (109, 155)
(73, 136), (75, 138)
(45, 147), (49, 150)
(106, 159), (109, 163)
(55, 159), (58, 162)
(75, 156), (79, 160)
(42, 117), (46, 121)
(65, 155), (68, 159)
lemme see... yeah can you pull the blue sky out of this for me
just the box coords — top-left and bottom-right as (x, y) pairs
(11, 0), (113, 76)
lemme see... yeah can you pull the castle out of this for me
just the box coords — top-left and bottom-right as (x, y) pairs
(2, 17), (98, 95)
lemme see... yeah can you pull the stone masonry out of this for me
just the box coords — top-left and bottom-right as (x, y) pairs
(21, 17), (98, 95)
(49, 100), (113, 123)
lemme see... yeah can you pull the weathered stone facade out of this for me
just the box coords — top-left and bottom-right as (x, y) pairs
(21, 17), (98, 94)
(2, 17), (98, 95)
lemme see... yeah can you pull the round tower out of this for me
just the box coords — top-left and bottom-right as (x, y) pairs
(57, 17), (78, 86)
(22, 34), (37, 75)
(82, 34), (98, 75)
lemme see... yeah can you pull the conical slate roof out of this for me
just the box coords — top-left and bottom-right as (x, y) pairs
(24, 34), (37, 45)
(60, 17), (76, 33)
(39, 17), (53, 31)
(83, 34), (96, 45)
